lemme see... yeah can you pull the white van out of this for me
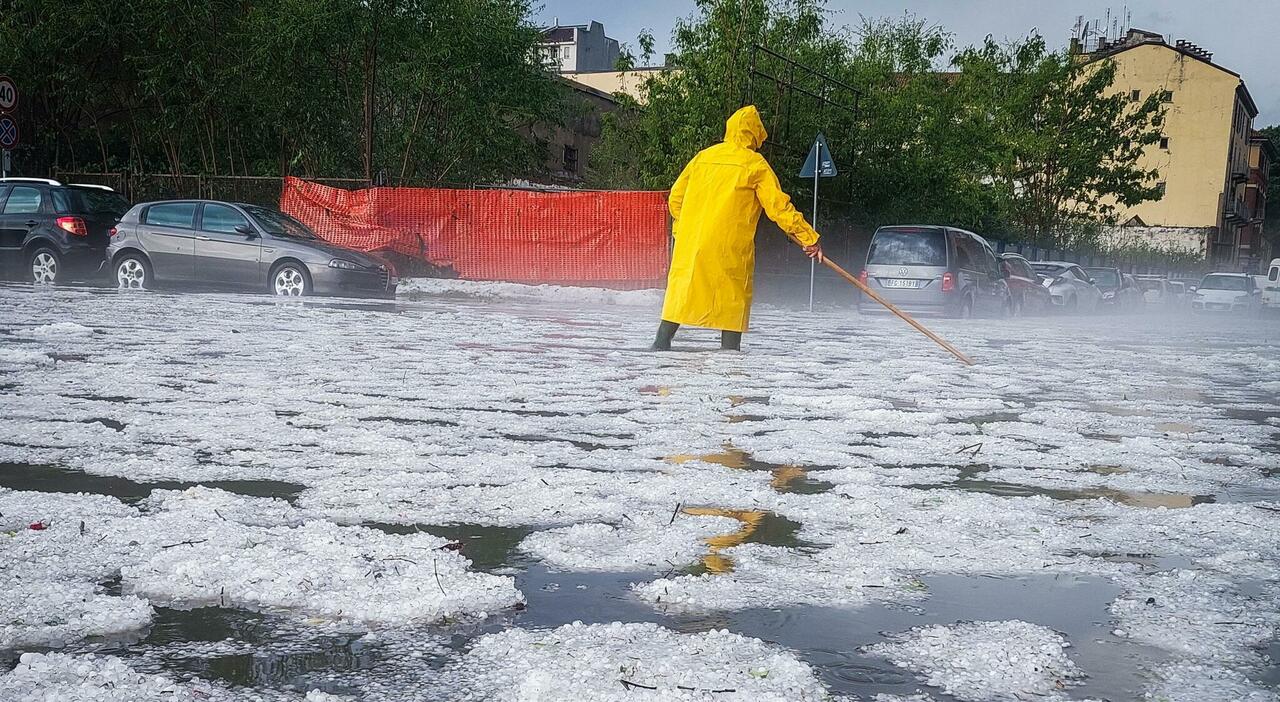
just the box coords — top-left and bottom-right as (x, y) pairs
(1263, 258), (1280, 310)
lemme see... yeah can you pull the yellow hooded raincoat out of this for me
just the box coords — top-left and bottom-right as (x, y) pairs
(661, 105), (820, 333)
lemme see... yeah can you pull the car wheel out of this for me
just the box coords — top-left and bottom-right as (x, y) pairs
(1065, 296), (1078, 314)
(28, 247), (60, 284)
(115, 254), (151, 290)
(958, 296), (974, 319)
(1008, 296), (1022, 317)
(271, 262), (311, 297)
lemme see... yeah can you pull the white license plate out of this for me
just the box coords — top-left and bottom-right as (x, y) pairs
(881, 278), (921, 289)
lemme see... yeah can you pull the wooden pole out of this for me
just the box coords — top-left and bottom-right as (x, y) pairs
(812, 251), (975, 366)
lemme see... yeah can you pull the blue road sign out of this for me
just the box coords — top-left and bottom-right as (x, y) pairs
(799, 133), (836, 178)
(0, 116), (17, 149)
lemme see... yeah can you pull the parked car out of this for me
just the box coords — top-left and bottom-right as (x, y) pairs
(1084, 267), (1143, 311)
(0, 178), (129, 284)
(1190, 273), (1260, 313)
(106, 200), (397, 298)
(1262, 258), (1280, 312)
(1029, 261), (1102, 313)
(859, 225), (1011, 318)
(998, 253), (1052, 315)
(1171, 277), (1202, 295)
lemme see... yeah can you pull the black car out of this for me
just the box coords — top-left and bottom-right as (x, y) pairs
(106, 200), (398, 298)
(0, 178), (129, 283)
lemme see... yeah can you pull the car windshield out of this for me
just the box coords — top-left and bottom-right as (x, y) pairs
(868, 228), (947, 266)
(1199, 274), (1248, 291)
(1031, 264), (1067, 277)
(1086, 269), (1120, 287)
(62, 188), (130, 218)
(244, 206), (317, 239)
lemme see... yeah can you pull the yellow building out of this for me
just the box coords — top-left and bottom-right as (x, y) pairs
(1084, 29), (1259, 269)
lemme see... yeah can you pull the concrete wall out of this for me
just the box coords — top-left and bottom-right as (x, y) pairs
(1100, 224), (1212, 257)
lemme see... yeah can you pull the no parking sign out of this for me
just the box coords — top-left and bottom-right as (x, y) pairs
(0, 116), (17, 149)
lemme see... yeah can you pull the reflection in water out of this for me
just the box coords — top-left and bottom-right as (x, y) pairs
(683, 507), (765, 573)
(666, 447), (834, 495)
(681, 507), (805, 574)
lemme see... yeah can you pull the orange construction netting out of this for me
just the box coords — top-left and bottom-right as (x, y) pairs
(279, 177), (670, 288)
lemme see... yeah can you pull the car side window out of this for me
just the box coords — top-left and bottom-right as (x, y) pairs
(3, 186), (43, 214)
(980, 245), (999, 275)
(201, 203), (250, 234)
(145, 202), (197, 229)
(953, 235), (974, 270)
(1071, 268), (1089, 282)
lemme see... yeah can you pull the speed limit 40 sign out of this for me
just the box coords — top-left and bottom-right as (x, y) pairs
(0, 77), (17, 113)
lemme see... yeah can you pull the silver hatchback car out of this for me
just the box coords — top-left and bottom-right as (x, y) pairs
(858, 225), (1011, 317)
(106, 200), (397, 298)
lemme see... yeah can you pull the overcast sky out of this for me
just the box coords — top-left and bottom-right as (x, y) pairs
(535, 1), (1280, 126)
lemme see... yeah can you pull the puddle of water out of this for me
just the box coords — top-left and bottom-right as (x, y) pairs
(137, 606), (377, 695)
(362, 523), (532, 572)
(516, 567), (1156, 701)
(357, 416), (458, 427)
(728, 395), (771, 407)
(908, 478), (1214, 509)
(1086, 464), (1131, 476)
(1093, 404), (1155, 418)
(966, 411), (1022, 425)
(501, 434), (618, 452)
(80, 417), (127, 431)
(0, 463), (306, 504)
(1154, 421), (1198, 434)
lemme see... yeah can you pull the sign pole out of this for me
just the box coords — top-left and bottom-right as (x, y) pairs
(809, 139), (818, 313)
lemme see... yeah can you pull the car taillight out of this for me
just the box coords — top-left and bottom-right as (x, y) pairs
(859, 269), (868, 285)
(56, 216), (88, 237)
(109, 226), (119, 238)
(941, 271), (955, 293)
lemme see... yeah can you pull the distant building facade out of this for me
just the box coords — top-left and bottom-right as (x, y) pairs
(1082, 29), (1262, 271)
(1247, 131), (1277, 266)
(560, 67), (670, 104)
(539, 21), (619, 73)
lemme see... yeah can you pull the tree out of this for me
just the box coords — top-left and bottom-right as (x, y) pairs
(951, 37), (1166, 249)
(0, 0), (570, 185)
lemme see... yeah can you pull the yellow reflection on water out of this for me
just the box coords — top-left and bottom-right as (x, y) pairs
(683, 506), (765, 574)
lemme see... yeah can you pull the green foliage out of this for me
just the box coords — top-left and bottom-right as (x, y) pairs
(589, 1), (1167, 252)
(0, 0), (569, 182)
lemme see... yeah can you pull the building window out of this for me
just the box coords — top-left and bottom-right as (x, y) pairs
(1160, 90), (1174, 102)
(1159, 136), (1170, 150)
(563, 145), (578, 174)
(1130, 89), (1141, 102)
(1155, 182), (1166, 199)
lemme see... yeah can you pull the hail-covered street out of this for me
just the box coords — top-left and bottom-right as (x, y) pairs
(1, 280), (1277, 701)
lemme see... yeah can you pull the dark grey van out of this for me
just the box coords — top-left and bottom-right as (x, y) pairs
(858, 226), (1011, 317)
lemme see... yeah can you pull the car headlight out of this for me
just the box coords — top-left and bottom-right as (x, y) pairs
(328, 259), (363, 271)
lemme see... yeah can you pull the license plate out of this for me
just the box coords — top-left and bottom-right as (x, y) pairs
(881, 278), (920, 289)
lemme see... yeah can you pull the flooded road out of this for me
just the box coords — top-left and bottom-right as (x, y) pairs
(1, 281), (1278, 700)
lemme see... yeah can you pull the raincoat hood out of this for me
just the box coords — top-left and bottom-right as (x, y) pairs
(724, 105), (767, 151)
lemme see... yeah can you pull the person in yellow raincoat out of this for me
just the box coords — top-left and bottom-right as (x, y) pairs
(652, 105), (823, 351)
